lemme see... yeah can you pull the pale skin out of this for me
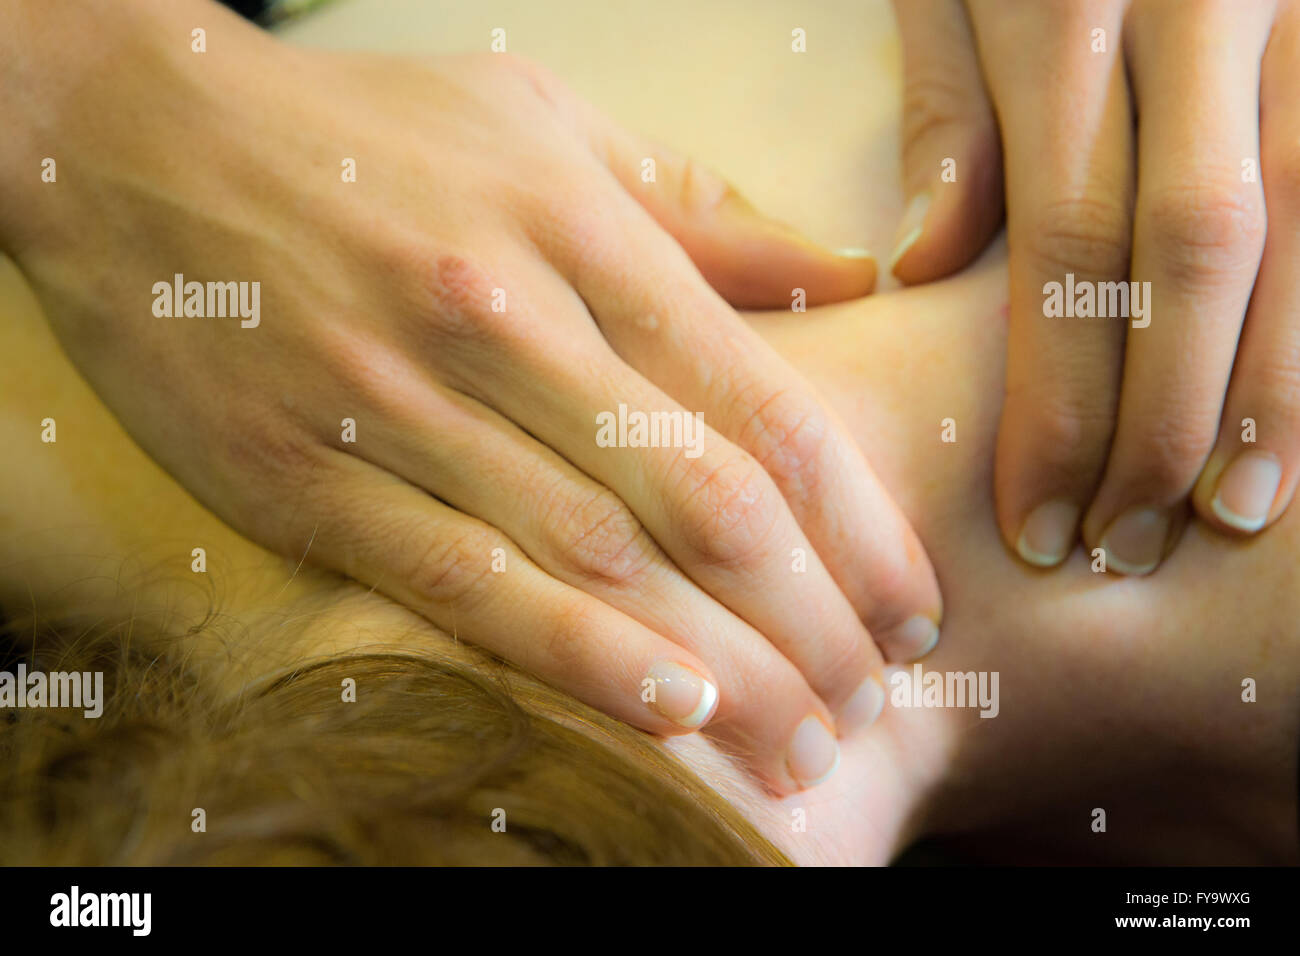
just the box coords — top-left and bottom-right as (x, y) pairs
(0, 244), (1295, 865)
(0, 0), (946, 795)
(3, 0), (1295, 827)
(892, 0), (1300, 576)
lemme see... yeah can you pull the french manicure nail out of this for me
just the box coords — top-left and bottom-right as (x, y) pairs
(645, 661), (718, 729)
(1016, 499), (1080, 567)
(880, 614), (940, 662)
(1211, 451), (1282, 533)
(889, 192), (931, 273)
(838, 676), (885, 736)
(1099, 506), (1170, 576)
(787, 715), (841, 789)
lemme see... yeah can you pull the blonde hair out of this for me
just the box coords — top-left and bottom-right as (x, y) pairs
(0, 605), (789, 866)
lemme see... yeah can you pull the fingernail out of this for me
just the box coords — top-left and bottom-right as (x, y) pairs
(1016, 499), (1080, 567)
(645, 661), (718, 729)
(1211, 451), (1282, 533)
(1099, 506), (1170, 576)
(879, 614), (940, 662)
(889, 192), (931, 273)
(787, 715), (841, 789)
(833, 247), (875, 260)
(838, 676), (885, 736)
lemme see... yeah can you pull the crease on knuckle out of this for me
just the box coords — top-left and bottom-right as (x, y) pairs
(539, 601), (600, 675)
(1010, 391), (1116, 480)
(1138, 420), (1217, 492)
(548, 487), (658, 588)
(1025, 196), (1132, 278)
(673, 454), (779, 571)
(739, 387), (832, 496)
(405, 530), (497, 610)
(1145, 184), (1266, 281)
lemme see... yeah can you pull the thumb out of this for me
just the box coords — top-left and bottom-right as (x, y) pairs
(890, 0), (1004, 283)
(588, 117), (878, 310)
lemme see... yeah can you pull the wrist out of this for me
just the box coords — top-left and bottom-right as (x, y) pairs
(0, 0), (266, 255)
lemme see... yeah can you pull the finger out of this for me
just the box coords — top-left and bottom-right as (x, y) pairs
(1082, 0), (1272, 573)
(575, 99), (878, 308)
(277, 452), (723, 738)
(423, 247), (892, 724)
(966, 0), (1135, 569)
(1193, 3), (1299, 536)
(889, 0), (1004, 281)
(548, 213), (943, 663)
(324, 360), (862, 791)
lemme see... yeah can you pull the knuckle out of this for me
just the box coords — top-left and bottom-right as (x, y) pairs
(900, 72), (982, 165)
(737, 387), (832, 496)
(1144, 184), (1266, 280)
(533, 185), (619, 269)
(404, 529), (498, 610)
(858, 540), (913, 619)
(1135, 419), (1217, 492)
(671, 453), (781, 571)
(1024, 196), (1132, 278)
(541, 600), (600, 673)
(392, 247), (518, 346)
(1032, 400), (1111, 453)
(1011, 390), (1116, 479)
(547, 487), (658, 588)
(222, 416), (323, 490)
(818, 633), (873, 696)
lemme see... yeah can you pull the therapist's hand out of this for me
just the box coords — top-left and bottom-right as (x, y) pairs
(0, 0), (942, 792)
(891, 0), (1300, 574)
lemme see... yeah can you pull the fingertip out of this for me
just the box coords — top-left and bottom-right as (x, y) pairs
(1199, 448), (1285, 536)
(705, 228), (877, 308)
(888, 192), (931, 277)
(837, 674), (886, 737)
(644, 659), (720, 731)
(785, 714), (841, 790)
(876, 615), (940, 664)
(1012, 499), (1080, 569)
(891, 136), (1005, 285)
(1093, 506), (1172, 577)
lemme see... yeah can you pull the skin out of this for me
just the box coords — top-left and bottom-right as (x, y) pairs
(892, 0), (1300, 576)
(1, 243), (1295, 866)
(0, 0), (947, 794)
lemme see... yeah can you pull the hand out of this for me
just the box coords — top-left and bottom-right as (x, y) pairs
(890, 0), (1300, 574)
(0, 0), (943, 792)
